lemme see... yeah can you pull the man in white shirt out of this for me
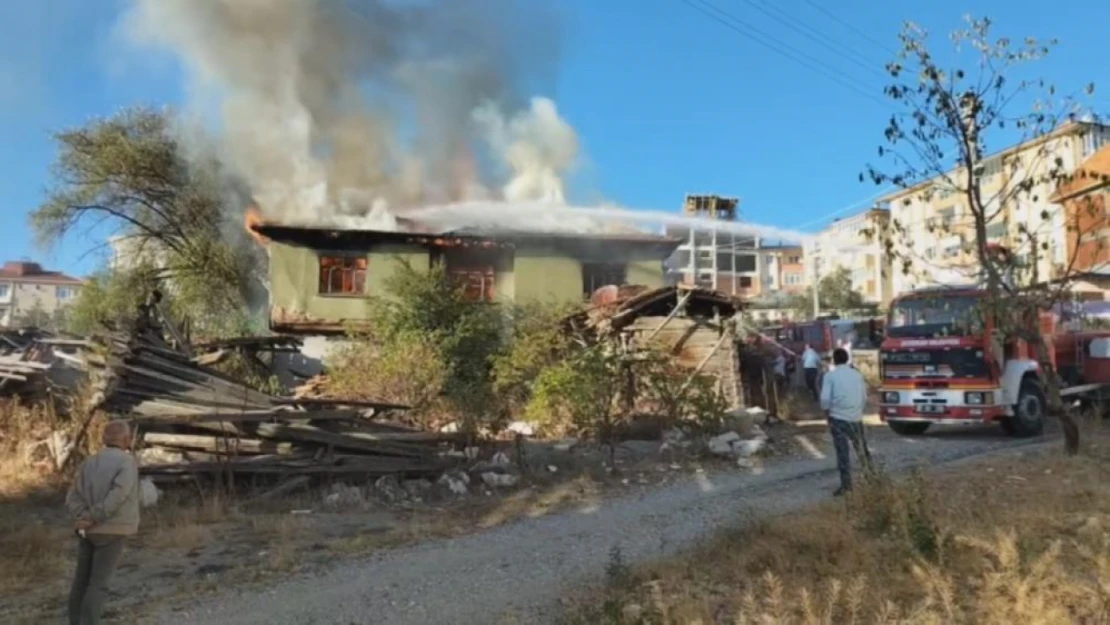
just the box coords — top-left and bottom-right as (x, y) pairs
(801, 344), (820, 400)
(819, 348), (872, 495)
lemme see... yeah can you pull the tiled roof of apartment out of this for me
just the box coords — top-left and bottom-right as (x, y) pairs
(0, 261), (83, 284)
(1051, 143), (1110, 202)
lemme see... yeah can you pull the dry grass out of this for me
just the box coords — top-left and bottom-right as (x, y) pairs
(567, 435), (1110, 624)
(0, 516), (69, 598)
(0, 400), (68, 498)
(0, 399), (84, 598)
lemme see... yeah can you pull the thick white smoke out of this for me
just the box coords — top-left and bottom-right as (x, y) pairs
(474, 97), (578, 203)
(120, 0), (576, 227)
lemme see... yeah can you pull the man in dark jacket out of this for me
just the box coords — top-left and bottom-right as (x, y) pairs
(65, 420), (140, 625)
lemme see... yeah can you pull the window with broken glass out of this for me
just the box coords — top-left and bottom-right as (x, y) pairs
(440, 248), (501, 303)
(318, 255), (367, 296)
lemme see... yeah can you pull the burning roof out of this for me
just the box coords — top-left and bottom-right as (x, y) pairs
(248, 219), (682, 253)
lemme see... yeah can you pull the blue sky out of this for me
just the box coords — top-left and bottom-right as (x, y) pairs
(2, 0), (1108, 276)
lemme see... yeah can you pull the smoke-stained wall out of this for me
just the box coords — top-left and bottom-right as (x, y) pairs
(269, 242), (430, 329)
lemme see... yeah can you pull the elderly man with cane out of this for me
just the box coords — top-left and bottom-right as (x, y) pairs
(819, 348), (874, 496)
(65, 420), (140, 625)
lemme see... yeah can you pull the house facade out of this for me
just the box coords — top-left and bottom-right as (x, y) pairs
(254, 224), (679, 333)
(0, 261), (83, 327)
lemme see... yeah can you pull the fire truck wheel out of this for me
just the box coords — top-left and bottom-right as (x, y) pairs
(1006, 377), (1046, 438)
(887, 421), (931, 436)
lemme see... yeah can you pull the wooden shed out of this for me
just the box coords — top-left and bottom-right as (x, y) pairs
(567, 284), (744, 408)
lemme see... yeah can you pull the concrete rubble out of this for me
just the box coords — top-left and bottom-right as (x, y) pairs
(437, 470), (470, 496)
(707, 428), (768, 459)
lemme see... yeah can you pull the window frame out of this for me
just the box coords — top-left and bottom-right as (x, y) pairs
(582, 262), (628, 297)
(317, 253), (368, 297)
(438, 247), (504, 303)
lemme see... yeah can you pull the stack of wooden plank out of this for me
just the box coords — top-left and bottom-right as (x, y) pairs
(191, 335), (303, 370)
(81, 326), (460, 482)
(0, 329), (86, 399)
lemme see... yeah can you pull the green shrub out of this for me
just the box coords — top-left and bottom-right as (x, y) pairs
(327, 335), (450, 425)
(525, 344), (624, 440)
(492, 301), (575, 416)
(636, 351), (730, 431)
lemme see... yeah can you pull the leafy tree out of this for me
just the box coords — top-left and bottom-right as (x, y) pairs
(864, 17), (1098, 453)
(816, 267), (868, 311)
(31, 107), (265, 337)
(770, 267), (869, 320)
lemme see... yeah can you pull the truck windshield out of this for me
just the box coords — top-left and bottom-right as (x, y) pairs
(887, 295), (981, 338)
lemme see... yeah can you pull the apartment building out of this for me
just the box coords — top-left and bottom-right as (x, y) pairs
(805, 207), (893, 306)
(879, 120), (1110, 294)
(1053, 142), (1110, 276)
(0, 261), (83, 327)
(108, 234), (169, 272)
(664, 194), (763, 297)
(760, 244), (806, 294)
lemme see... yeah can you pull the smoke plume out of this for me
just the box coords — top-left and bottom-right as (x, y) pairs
(121, 0), (576, 226)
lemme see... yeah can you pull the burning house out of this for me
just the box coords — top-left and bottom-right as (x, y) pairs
(249, 218), (682, 333)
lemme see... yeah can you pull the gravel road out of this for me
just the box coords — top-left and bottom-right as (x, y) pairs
(156, 426), (1053, 625)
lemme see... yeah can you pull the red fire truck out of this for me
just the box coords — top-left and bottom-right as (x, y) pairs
(879, 285), (1110, 437)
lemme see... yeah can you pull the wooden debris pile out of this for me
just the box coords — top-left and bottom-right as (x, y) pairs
(0, 328), (86, 399)
(566, 284), (741, 337)
(292, 374), (331, 399)
(78, 312), (460, 482)
(191, 335), (303, 371)
(565, 284), (745, 408)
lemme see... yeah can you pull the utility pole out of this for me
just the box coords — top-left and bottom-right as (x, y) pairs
(812, 260), (820, 319)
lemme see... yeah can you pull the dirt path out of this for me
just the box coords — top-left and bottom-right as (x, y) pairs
(153, 426), (1053, 625)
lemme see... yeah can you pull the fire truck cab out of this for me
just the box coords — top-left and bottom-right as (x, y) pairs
(878, 285), (1110, 437)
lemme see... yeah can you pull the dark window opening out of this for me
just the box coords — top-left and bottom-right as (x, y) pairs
(734, 254), (756, 273)
(318, 255), (367, 295)
(738, 276), (753, 288)
(583, 262), (627, 296)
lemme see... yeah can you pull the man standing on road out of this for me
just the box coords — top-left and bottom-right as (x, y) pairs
(820, 348), (873, 496)
(66, 420), (140, 625)
(802, 343), (821, 400)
